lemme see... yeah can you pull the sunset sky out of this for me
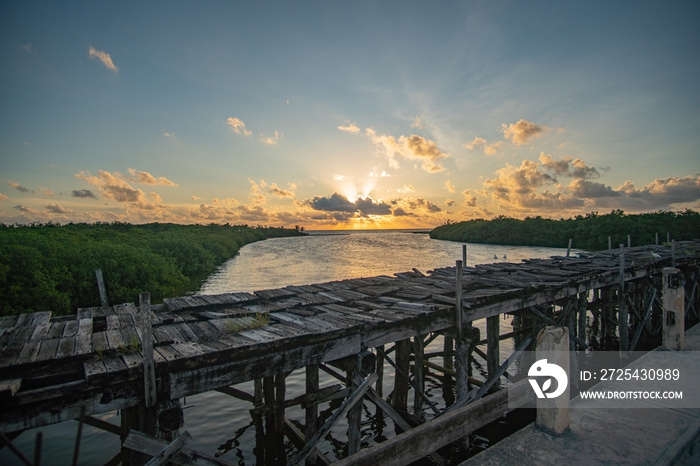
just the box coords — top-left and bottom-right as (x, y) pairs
(1, 1), (699, 229)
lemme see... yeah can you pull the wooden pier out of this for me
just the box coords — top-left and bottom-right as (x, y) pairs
(1, 241), (699, 464)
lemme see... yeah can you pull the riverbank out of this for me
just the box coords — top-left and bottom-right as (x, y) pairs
(0, 223), (305, 316)
(430, 210), (700, 251)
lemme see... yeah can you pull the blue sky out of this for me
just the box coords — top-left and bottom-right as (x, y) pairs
(1, 0), (699, 229)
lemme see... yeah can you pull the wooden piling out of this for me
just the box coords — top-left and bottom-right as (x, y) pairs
(413, 335), (425, 417)
(663, 268), (685, 350)
(535, 326), (570, 436)
(619, 245), (629, 351)
(486, 316), (500, 389)
(347, 357), (362, 456)
(392, 339), (411, 412)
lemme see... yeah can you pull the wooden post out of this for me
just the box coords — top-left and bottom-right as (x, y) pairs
(347, 356), (362, 456)
(672, 240), (676, 267)
(254, 379), (264, 407)
(375, 346), (385, 434)
(462, 244), (467, 266)
(619, 245), (629, 351)
(455, 337), (469, 400)
(663, 268), (685, 350)
(413, 335), (425, 418)
(628, 234), (631, 248)
(95, 269), (108, 307)
(656, 232), (659, 246)
(455, 260), (463, 339)
(486, 316), (500, 389)
(608, 236), (612, 250)
(392, 339), (411, 412)
(139, 293), (156, 409)
(566, 239), (572, 257)
(535, 326), (570, 436)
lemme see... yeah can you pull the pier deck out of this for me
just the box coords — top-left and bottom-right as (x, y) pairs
(462, 323), (700, 465)
(1, 241), (699, 463)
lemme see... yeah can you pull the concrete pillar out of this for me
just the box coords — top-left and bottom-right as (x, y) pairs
(663, 268), (685, 350)
(535, 326), (570, 436)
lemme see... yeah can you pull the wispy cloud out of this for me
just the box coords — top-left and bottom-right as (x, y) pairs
(46, 203), (74, 214)
(8, 182), (32, 193)
(122, 168), (178, 186)
(338, 121), (361, 133)
(0, 193), (8, 201)
(268, 183), (294, 198)
(260, 131), (281, 145)
(445, 180), (455, 193)
(366, 129), (449, 173)
(226, 117), (252, 136)
(88, 46), (118, 72)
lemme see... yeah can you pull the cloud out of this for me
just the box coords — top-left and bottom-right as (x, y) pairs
(212, 197), (239, 205)
(14, 205), (39, 214)
(397, 185), (415, 194)
(462, 189), (478, 207)
(333, 174), (345, 181)
(445, 180), (455, 193)
(248, 178), (268, 204)
(411, 117), (425, 129)
(366, 128), (449, 173)
(74, 170), (162, 208)
(260, 131), (281, 145)
(72, 189), (98, 199)
(46, 203), (74, 214)
(123, 168), (178, 186)
(502, 119), (546, 145)
(8, 182), (31, 193)
(606, 176), (700, 209)
(268, 183), (294, 198)
(539, 153), (601, 180)
(226, 117), (252, 136)
(369, 168), (391, 178)
(568, 179), (620, 198)
(465, 137), (503, 155)
(392, 207), (416, 217)
(88, 46), (118, 72)
(163, 132), (176, 138)
(338, 121), (361, 133)
(0, 193), (7, 201)
(304, 192), (392, 216)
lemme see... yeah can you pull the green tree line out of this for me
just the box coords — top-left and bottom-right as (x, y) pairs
(0, 222), (305, 316)
(430, 210), (700, 251)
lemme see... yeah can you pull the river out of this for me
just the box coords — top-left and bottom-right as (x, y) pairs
(1, 230), (574, 465)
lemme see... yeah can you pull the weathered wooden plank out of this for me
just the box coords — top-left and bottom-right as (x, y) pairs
(55, 336), (76, 360)
(46, 321), (66, 340)
(35, 338), (59, 362)
(123, 430), (231, 466)
(333, 380), (534, 466)
(106, 328), (126, 351)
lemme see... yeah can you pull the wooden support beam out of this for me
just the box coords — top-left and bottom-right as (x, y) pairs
(123, 430), (233, 466)
(290, 372), (378, 466)
(619, 245), (629, 351)
(413, 335), (425, 417)
(392, 339), (410, 412)
(283, 418), (331, 465)
(250, 384), (344, 416)
(486, 316), (499, 389)
(139, 292), (156, 409)
(305, 364), (319, 466)
(144, 430), (192, 466)
(334, 379), (533, 466)
(215, 386), (255, 403)
(346, 362), (362, 456)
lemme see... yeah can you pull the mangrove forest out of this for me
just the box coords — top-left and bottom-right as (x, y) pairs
(430, 210), (700, 251)
(0, 222), (305, 316)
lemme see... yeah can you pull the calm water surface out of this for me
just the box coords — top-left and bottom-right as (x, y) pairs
(2, 231), (573, 465)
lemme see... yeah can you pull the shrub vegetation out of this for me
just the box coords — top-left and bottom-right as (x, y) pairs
(430, 210), (700, 251)
(0, 222), (305, 316)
